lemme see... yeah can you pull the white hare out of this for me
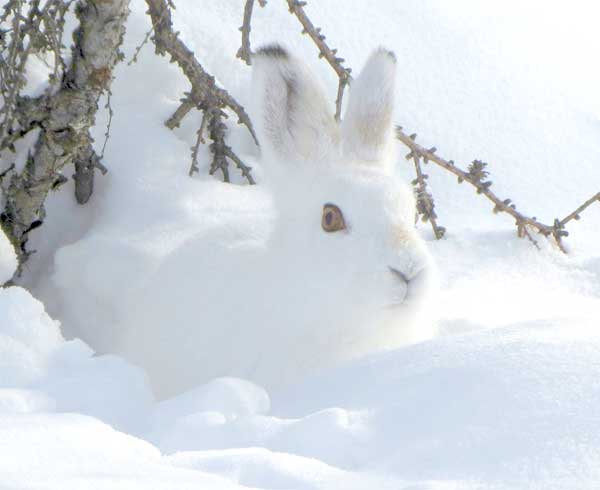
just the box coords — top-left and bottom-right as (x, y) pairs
(51, 45), (437, 398)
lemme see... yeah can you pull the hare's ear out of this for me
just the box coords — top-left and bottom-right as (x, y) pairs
(251, 44), (338, 161)
(341, 49), (397, 162)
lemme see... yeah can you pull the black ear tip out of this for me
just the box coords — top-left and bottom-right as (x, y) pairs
(255, 43), (289, 60)
(377, 47), (396, 62)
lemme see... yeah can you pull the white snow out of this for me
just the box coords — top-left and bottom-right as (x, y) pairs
(0, 227), (17, 284)
(2, 0), (600, 488)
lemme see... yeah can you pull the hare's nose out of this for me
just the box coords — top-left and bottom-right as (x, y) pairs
(389, 266), (428, 301)
(388, 266), (410, 285)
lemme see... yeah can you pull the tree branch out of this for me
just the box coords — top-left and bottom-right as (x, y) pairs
(410, 150), (445, 239)
(396, 126), (599, 252)
(237, 0), (266, 65)
(145, 0), (257, 184)
(284, 0), (351, 121)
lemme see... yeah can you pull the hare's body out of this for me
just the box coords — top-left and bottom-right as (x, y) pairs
(52, 45), (436, 398)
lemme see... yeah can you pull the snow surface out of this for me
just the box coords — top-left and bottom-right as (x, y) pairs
(2, 0), (600, 488)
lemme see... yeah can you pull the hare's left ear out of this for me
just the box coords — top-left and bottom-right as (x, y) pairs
(341, 49), (397, 162)
(251, 44), (338, 161)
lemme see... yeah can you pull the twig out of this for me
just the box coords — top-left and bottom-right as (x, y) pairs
(410, 150), (445, 239)
(188, 110), (207, 176)
(559, 192), (600, 227)
(207, 109), (230, 182)
(100, 89), (113, 160)
(165, 94), (195, 130)
(0, 163), (15, 182)
(204, 108), (255, 184)
(237, 0), (267, 65)
(127, 26), (154, 66)
(224, 146), (256, 185)
(284, 0), (351, 120)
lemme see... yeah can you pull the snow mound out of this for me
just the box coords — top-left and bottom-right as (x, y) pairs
(0, 286), (154, 431)
(0, 287), (63, 387)
(2, 277), (600, 488)
(0, 413), (246, 490)
(154, 377), (270, 423)
(148, 320), (600, 488)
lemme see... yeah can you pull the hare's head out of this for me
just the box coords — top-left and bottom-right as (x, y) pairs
(250, 44), (436, 335)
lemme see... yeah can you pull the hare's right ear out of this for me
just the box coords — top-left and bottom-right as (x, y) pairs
(251, 44), (338, 161)
(341, 49), (397, 163)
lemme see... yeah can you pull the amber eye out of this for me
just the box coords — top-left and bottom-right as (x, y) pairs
(321, 203), (346, 232)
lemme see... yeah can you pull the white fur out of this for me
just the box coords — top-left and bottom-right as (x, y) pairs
(251, 48), (339, 163)
(66, 45), (437, 398)
(342, 48), (397, 164)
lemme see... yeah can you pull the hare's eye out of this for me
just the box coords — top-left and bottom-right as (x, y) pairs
(321, 203), (346, 232)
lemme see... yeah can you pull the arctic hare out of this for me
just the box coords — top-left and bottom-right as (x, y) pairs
(57, 45), (436, 398)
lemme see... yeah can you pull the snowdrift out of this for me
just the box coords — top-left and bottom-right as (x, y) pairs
(1, 284), (600, 489)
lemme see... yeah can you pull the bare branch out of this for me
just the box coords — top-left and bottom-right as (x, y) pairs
(188, 110), (207, 177)
(410, 151), (445, 239)
(205, 108), (255, 185)
(145, 0), (257, 183)
(396, 126), (599, 252)
(165, 94), (195, 130)
(559, 192), (600, 227)
(284, 0), (351, 120)
(99, 89), (114, 161)
(223, 146), (255, 185)
(237, 0), (267, 65)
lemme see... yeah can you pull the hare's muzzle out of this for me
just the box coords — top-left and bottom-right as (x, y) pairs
(388, 266), (430, 303)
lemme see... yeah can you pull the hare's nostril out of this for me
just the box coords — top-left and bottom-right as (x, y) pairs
(388, 266), (409, 285)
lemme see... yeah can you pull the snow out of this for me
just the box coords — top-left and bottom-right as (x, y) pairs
(2, 0), (600, 488)
(0, 227), (17, 284)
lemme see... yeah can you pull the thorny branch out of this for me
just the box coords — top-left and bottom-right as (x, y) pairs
(284, 0), (351, 121)
(396, 127), (600, 252)
(237, 0), (598, 252)
(236, 0), (266, 65)
(145, 0), (257, 184)
(410, 150), (445, 239)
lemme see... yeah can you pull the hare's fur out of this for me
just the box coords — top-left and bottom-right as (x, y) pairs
(110, 45), (438, 397)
